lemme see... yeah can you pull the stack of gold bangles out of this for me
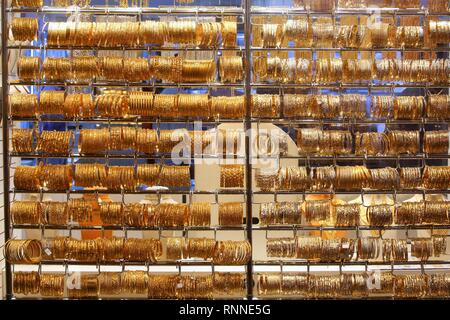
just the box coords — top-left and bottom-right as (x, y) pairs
(9, 93), (38, 117)
(5, 239), (43, 263)
(251, 94), (280, 118)
(218, 202), (244, 225)
(257, 272), (450, 298)
(10, 92), (245, 119)
(11, 201), (43, 224)
(253, 57), (450, 84)
(16, 273), (65, 297)
(44, 21), (237, 47)
(165, 238), (251, 265)
(220, 164), (245, 188)
(6, 127), (431, 157)
(10, 18), (38, 42)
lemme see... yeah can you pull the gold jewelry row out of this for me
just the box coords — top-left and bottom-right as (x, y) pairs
(10, 92), (450, 120)
(266, 235), (447, 262)
(13, 163), (246, 191)
(13, 271), (246, 298)
(12, 0), (43, 6)
(259, 200), (450, 226)
(10, 18), (38, 42)
(11, 200), (243, 227)
(9, 0), (449, 12)
(257, 272), (450, 298)
(297, 128), (448, 156)
(255, 19), (450, 48)
(220, 164), (245, 188)
(17, 55), (243, 83)
(254, 93), (450, 119)
(13, 128), (245, 155)
(9, 91), (245, 119)
(293, 0), (447, 11)
(10, 19), (237, 48)
(13, 163), (191, 191)
(49, 21), (235, 48)
(6, 237), (251, 265)
(6, 237), (162, 264)
(256, 165), (450, 191)
(253, 57), (450, 84)
(78, 128), (249, 155)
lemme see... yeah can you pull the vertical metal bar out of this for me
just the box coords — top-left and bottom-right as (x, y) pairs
(1, 0), (12, 300)
(244, 0), (253, 300)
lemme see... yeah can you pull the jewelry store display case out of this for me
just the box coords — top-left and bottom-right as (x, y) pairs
(2, 0), (450, 299)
